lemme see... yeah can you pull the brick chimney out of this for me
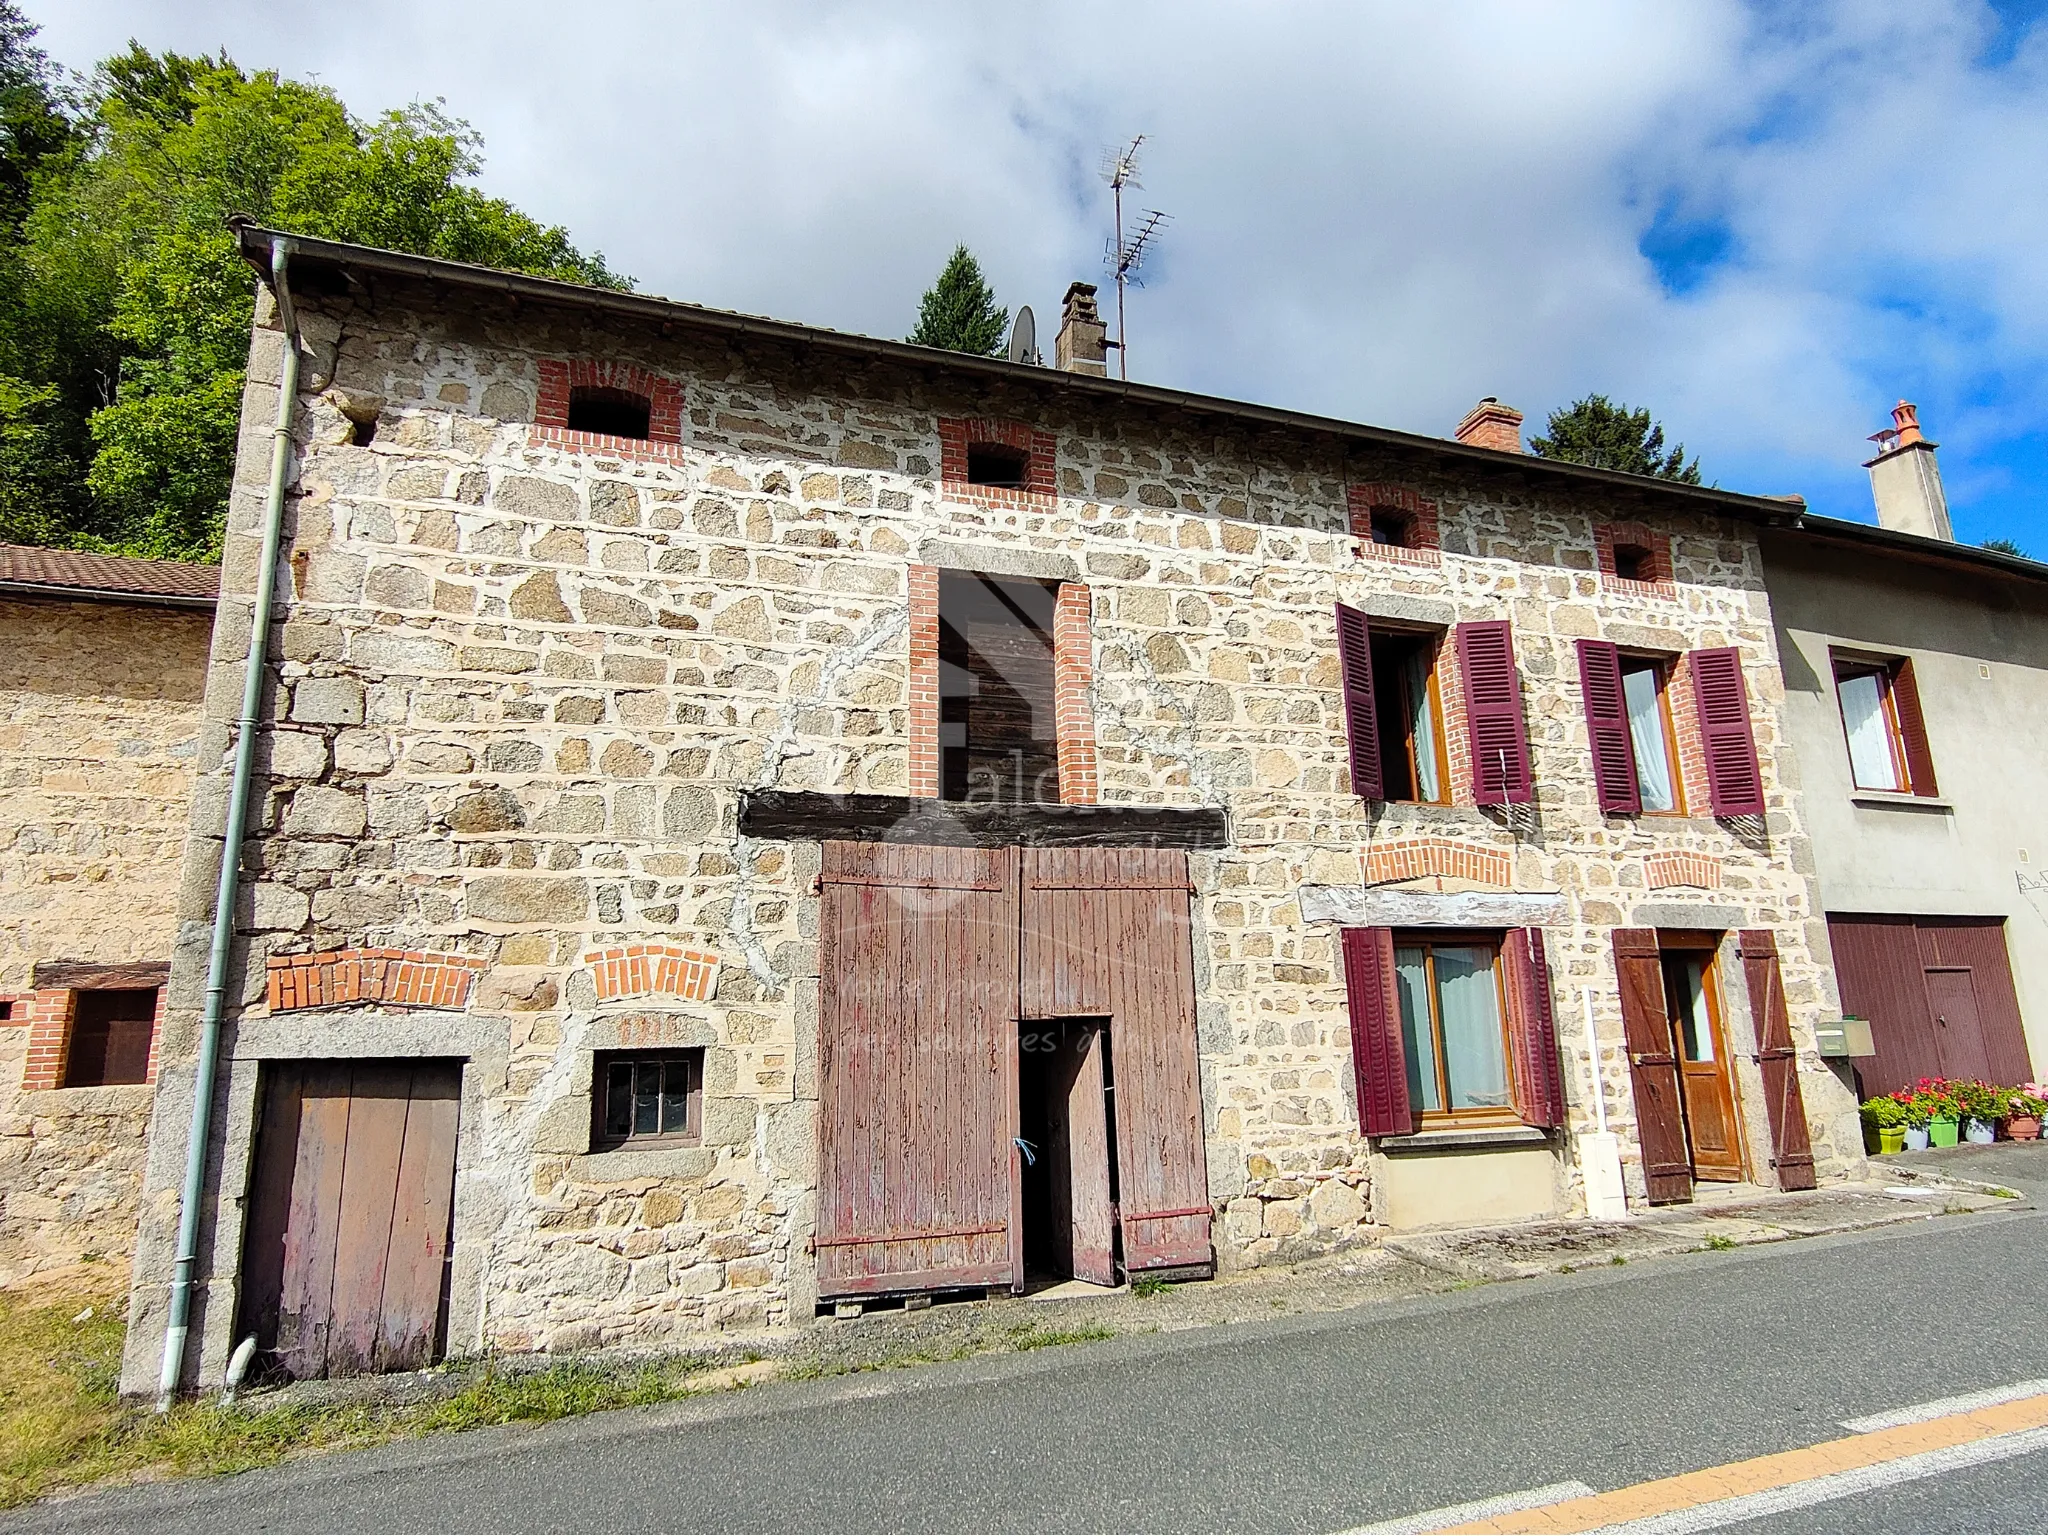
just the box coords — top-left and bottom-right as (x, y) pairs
(1055, 282), (1109, 376)
(1864, 401), (1953, 541)
(1455, 397), (1525, 454)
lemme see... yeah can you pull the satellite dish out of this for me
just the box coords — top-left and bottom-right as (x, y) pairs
(1007, 306), (1038, 366)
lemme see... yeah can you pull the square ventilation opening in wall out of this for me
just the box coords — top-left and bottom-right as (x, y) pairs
(966, 443), (1030, 490)
(567, 385), (653, 441)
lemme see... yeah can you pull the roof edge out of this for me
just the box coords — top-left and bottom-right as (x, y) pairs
(1772, 510), (2048, 585)
(0, 578), (218, 610)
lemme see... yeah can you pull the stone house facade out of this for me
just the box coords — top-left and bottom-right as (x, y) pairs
(0, 546), (217, 1282)
(120, 227), (1863, 1394)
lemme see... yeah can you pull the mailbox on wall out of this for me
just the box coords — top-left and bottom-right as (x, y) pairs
(1813, 1016), (1876, 1058)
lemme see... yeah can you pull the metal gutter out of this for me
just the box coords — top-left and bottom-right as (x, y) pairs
(1775, 509), (2048, 585)
(0, 580), (217, 610)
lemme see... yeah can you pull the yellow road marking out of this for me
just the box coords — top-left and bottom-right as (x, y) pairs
(1439, 1392), (2048, 1533)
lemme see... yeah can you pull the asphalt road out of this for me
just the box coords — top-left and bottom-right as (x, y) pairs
(23, 1146), (2048, 1534)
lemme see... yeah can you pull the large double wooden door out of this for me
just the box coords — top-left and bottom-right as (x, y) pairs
(816, 842), (1210, 1298)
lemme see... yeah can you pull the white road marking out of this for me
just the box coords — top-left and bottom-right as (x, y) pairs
(1840, 1376), (2048, 1433)
(1345, 1481), (1596, 1533)
(1591, 1423), (2048, 1533)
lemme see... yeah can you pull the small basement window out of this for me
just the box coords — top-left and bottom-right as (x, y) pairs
(63, 989), (156, 1087)
(966, 442), (1030, 490)
(1612, 543), (1657, 582)
(939, 571), (1061, 804)
(567, 385), (653, 441)
(592, 1050), (703, 1149)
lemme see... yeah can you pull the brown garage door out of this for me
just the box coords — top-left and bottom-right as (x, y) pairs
(816, 842), (1019, 1297)
(1021, 847), (1211, 1273)
(237, 1060), (462, 1379)
(1828, 914), (2032, 1094)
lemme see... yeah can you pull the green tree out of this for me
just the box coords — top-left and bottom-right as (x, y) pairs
(1529, 394), (1702, 483)
(1983, 537), (2028, 558)
(0, 26), (627, 562)
(908, 245), (1008, 356)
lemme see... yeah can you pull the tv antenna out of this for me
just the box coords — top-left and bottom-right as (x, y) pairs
(1101, 135), (1170, 380)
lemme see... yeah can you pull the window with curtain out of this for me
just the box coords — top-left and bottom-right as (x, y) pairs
(1835, 664), (1903, 791)
(1369, 628), (1450, 804)
(1391, 939), (1513, 1120)
(1619, 656), (1681, 813)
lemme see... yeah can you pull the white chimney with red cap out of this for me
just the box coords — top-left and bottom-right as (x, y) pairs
(1864, 400), (1953, 541)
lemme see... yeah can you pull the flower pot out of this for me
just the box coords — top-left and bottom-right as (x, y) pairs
(2010, 1115), (2042, 1142)
(1879, 1126), (1907, 1155)
(1905, 1126), (1930, 1150)
(1966, 1117), (1998, 1145)
(1929, 1117), (1961, 1148)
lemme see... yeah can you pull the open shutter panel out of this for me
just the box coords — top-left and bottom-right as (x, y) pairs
(1341, 927), (1413, 1137)
(1688, 647), (1766, 817)
(1612, 928), (1693, 1204)
(1334, 604), (1384, 801)
(1507, 928), (1567, 1128)
(1576, 640), (1641, 815)
(1456, 620), (1534, 805)
(1889, 659), (1939, 798)
(1738, 929), (1818, 1192)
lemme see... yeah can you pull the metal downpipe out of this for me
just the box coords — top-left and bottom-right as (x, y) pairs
(156, 235), (300, 1411)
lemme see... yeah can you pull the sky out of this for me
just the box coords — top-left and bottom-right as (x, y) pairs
(27, 1), (2048, 549)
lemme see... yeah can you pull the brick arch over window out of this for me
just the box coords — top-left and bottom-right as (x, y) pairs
(1346, 483), (1443, 566)
(939, 416), (1057, 508)
(1645, 851), (1723, 890)
(268, 949), (484, 1012)
(1594, 520), (1677, 597)
(1362, 837), (1513, 888)
(584, 944), (723, 1004)
(533, 359), (685, 459)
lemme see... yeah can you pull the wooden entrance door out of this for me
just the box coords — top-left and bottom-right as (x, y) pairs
(1661, 950), (1744, 1182)
(1043, 1023), (1116, 1286)
(816, 843), (1019, 1297)
(1613, 929), (1692, 1204)
(1925, 967), (1992, 1082)
(1021, 848), (1211, 1275)
(237, 1060), (462, 1380)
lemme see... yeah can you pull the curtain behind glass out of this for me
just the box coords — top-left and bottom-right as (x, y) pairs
(1837, 672), (1900, 790)
(1403, 650), (1442, 803)
(1622, 665), (1676, 812)
(1669, 958), (1714, 1062)
(1394, 947), (1440, 1112)
(1436, 946), (1510, 1109)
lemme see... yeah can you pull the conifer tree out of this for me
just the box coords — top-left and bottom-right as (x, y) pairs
(908, 245), (1008, 356)
(1529, 395), (1702, 483)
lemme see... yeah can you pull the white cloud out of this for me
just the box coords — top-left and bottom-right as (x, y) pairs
(30, 0), (2048, 532)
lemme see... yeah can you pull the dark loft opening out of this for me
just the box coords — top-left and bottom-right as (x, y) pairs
(939, 571), (1060, 803)
(348, 415), (377, 447)
(1370, 627), (1448, 804)
(63, 988), (156, 1088)
(966, 443), (1030, 490)
(567, 385), (653, 441)
(1368, 509), (1412, 548)
(1612, 543), (1655, 582)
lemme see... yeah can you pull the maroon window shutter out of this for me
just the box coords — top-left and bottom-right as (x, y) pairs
(1334, 604), (1384, 801)
(1507, 928), (1566, 1128)
(1341, 927), (1413, 1136)
(1576, 639), (1640, 815)
(1738, 929), (1818, 1191)
(1889, 659), (1939, 798)
(1611, 928), (1693, 1205)
(1456, 620), (1533, 805)
(1688, 647), (1765, 817)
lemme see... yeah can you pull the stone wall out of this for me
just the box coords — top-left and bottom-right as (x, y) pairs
(123, 276), (1861, 1389)
(0, 596), (211, 1281)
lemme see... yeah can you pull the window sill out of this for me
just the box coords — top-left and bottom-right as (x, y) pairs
(1376, 1125), (1551, 1154)
(1850, 791), (1953, 812)
(569, 1144), (714, 1183)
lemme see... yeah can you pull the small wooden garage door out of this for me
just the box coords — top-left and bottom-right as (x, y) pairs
(1022, 847), (1211, 1273)
(817, 843), (1019, 1296)
(1829, 915), (2032, 1094)
(237, 1060), (462, 1380)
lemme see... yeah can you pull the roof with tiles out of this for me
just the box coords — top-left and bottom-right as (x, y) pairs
(0, 543), (219, 607)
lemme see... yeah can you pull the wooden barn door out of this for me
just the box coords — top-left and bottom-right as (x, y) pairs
(237, 1060), (462, 1380)
(1022, 848), (1212, 1276)
(816, 842), (1019, 1297)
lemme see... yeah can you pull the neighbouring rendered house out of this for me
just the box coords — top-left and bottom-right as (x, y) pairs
(0, 544), (218, 1282)
(1759, 404), (2048, 1098)
(115, 220), (1876, 1397)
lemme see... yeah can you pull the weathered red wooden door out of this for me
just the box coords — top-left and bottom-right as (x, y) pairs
(1045, 1024), (1117, 1286)
(1612, 929), (1694, 1204)
(1022, 848), (1211, 1275)
(816, 842), (1019, 1297)
(238, 1060), (461, 1379)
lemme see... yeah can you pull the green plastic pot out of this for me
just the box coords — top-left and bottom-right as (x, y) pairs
(1928, 1117), (1961, 1148)
(1879, 1126), (1906, 1154)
